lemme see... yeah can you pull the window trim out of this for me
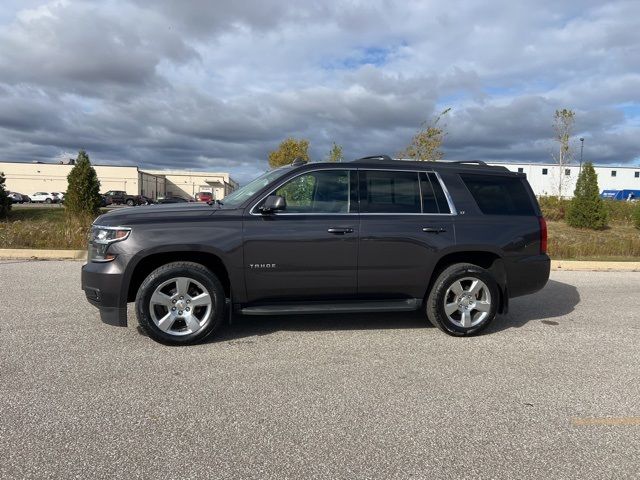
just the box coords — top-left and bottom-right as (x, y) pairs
(249, 167), (457, 216)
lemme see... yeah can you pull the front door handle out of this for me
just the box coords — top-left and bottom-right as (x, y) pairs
(422, 227), (447, 233)
(328, 227), (354, 234)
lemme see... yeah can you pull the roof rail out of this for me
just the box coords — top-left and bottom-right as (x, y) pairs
(291, 157), (308, 167)
(352, 155), (394, 162)
(448, 160), (488, 166)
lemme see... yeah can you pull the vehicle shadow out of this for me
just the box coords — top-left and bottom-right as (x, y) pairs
(204, 279), (580, 343)
(210, 310), (429, 344)
(486, 279), (580, 333)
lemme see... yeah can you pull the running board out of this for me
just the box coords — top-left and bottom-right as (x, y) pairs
(240, 299), (421, 316)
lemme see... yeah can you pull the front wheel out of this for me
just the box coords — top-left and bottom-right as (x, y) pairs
(135, 262), (225, 345)
(426, 263), (499, 336)
(45, 198), (52, 204)
(126, 199), (134, 206)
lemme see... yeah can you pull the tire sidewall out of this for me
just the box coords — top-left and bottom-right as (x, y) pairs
(429, 265), (499, 336)
(135, 264), (224, 345)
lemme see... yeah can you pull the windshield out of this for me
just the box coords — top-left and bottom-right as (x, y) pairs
(222, 167), (291, 208)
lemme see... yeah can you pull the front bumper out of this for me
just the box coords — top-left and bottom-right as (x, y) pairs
(81, 257), (129, 327)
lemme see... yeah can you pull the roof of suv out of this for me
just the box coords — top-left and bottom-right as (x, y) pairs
(292, 156), (514, 175)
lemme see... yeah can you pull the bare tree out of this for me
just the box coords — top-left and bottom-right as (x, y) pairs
(399, 108), (452, 161)
(327, 142), (344, 162)
(551, 108), (575, 198)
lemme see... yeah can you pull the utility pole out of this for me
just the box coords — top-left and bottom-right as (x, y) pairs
(579, 137), (585, 173)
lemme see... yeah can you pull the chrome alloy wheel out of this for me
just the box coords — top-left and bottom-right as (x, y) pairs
(149, 277), (213, 336)
(443, 276), (492, 328)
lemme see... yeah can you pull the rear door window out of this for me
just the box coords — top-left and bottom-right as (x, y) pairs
(420, 172), (451, 214)
(460, 174), (535, 215)
(360, 171), (421, 213)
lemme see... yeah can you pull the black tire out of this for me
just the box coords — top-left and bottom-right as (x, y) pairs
(426, 263), (499, 336)
(126, 199), (135, 206)
(45, 198), (52, 204)
(135, 261), (225, 345)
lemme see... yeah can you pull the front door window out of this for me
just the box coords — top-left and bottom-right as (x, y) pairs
(272, 170), (351, 213)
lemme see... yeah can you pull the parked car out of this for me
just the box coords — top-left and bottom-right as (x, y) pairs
(156, 195), (193, 204)
(31, 192), (58, 203)
(20, 194), (31, 203)
(7, 192), (24, 204)
(102, 190), (141, 206)
(137, 195), (154, 205)
(195, 191), (213, 203)
(82, 156), (550, 345)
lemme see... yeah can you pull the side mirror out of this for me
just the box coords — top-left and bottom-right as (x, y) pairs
(260, 195), (286, 214)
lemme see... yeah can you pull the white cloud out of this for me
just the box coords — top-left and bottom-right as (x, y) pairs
(0, 0), (638, 185)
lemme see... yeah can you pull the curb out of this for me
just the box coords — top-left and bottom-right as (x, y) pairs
(0, 248), (87, 260)
(551, 260), (640, 272)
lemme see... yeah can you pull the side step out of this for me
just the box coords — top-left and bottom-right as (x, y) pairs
(240, 299), (421, 316)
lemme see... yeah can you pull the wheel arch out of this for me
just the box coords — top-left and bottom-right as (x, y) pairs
(125, 249), (231, 303)
(426, 250), (508, 314)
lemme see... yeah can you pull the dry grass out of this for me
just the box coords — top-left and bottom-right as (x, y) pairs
(547, 221), (640, 260)
(0, 208), (99, 250)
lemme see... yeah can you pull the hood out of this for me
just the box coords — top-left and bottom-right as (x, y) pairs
(94, 202), (218, 226)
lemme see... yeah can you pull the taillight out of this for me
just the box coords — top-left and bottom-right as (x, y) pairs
(538, 216), (547, 254)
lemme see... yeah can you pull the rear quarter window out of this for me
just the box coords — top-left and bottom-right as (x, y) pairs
(460, 174), (535, 215)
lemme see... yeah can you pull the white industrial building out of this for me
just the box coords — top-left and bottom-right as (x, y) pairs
(486, 162), (640, 198)
(0, 161), (238, 200)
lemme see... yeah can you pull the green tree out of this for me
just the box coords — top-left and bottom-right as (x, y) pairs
(0, 171), (11, 218)
(268, 138), (310, 168)
(552, 108), (575, 197)
(64, 150), (102, 216)
(566, 162), (608, 230)
(400, 107), (451, 161)
(327, 142), (344, 162)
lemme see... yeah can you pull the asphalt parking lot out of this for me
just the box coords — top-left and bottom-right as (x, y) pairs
(1, 261), (639, 479)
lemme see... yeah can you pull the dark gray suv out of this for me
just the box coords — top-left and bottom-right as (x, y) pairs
(81, 156), (550, 345)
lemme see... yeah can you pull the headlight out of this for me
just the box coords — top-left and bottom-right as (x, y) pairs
(88, 225), (131, 262)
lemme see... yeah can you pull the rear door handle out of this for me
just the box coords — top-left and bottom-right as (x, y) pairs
(328, 227), (354, 234)
(422, 227), (447, 233)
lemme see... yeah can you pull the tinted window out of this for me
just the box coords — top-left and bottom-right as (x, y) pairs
(419, 173), (438, 213)
(360, 171), (420, 213)
(419, 172), (451, 214)
(428, 172), (451, 214)
(461, 174), (535, 216)
(273, 170), (350, 213)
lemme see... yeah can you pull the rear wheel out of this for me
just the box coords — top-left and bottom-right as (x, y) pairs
(135, 262), (225, 345)
(45, 198), (52, 204)
(126, 199), (135, 206)
(426, 263), (499, 336)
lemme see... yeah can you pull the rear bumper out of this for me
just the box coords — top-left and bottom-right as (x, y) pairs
(506, 254), (551, 298)
(81, 258), (129, 327)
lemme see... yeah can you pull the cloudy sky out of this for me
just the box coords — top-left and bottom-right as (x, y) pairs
(0, 0), (638, 184)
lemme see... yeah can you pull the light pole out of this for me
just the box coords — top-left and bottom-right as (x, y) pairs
(579, 137), (584, 173)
